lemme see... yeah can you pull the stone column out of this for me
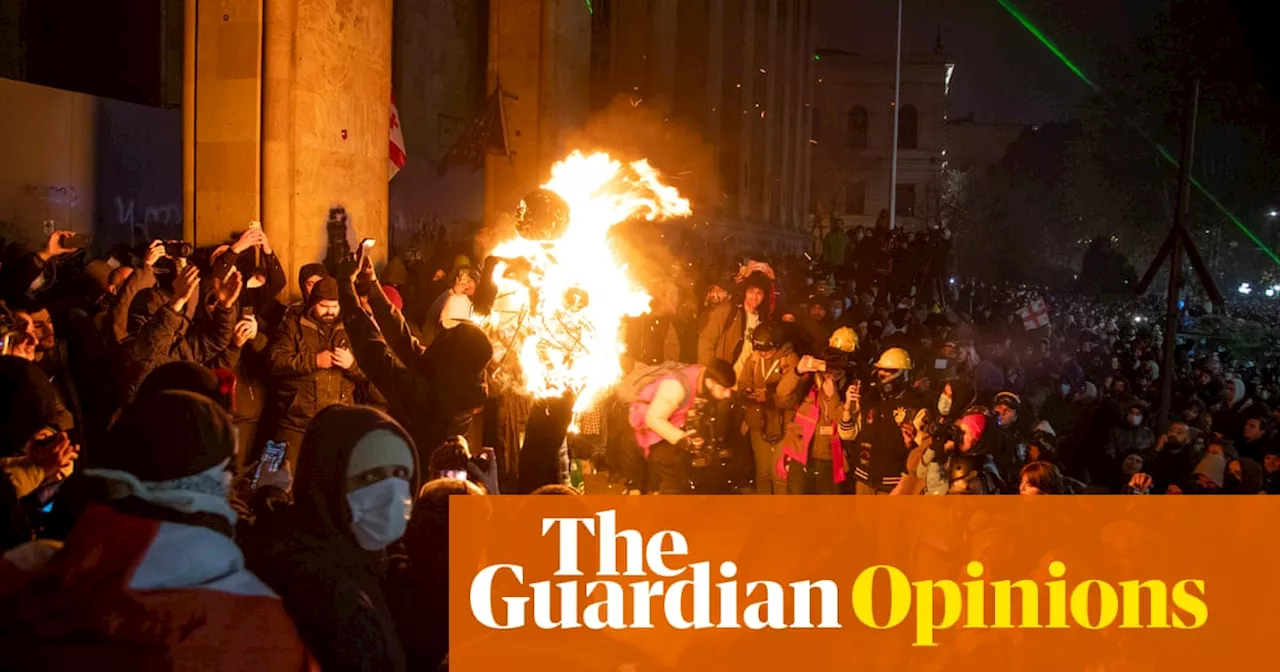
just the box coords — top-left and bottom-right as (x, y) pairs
(760, 0), (778, 224)
(737, 0), (756, 220)
(706, 0), (724, 150)
(185, 0), (392, 301)
(184, 0), (264, 247)
(485, 0), (590, 229)
(262, 0), (392, 297)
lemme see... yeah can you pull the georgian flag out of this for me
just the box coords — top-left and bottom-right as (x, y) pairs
(1017, 299), (1051, 331)
(389, 93), (406, 180)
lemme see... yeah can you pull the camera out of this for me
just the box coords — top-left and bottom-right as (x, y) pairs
(132, 240), (193, 259)
(926, 420), (964, 449)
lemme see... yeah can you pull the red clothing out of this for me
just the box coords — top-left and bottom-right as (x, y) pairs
(0, 504), (316, 672)
(778, 387), (846, 483)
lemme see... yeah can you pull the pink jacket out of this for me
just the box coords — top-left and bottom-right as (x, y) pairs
(777, 387), (846, 483)
(629, 365), (703, 457)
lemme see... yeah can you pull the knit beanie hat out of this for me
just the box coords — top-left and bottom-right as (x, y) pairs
(98, 390), (235, 481)
(347, 429), (415, 479)
(307, 276), (339, 308)
(137, 361), (222, 407)
(957, 413), (988, 444)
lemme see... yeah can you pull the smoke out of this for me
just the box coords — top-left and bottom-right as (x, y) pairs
(561, 93), (722, 213)
(569, 94), (725, 298)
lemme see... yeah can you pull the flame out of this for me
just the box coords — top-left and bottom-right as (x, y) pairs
(482, 151), (691, 414)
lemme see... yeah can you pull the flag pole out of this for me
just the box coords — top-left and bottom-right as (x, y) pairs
(888, 0), (903, 231)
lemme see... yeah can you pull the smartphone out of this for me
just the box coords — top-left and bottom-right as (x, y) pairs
(241, 305), (255, 319)
(252, 440), (287, 489)
(934, 358), (948, 370)
(62, 233), (90, 250)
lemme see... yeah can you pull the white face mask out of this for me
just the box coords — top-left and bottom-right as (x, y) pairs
(1129, 414), (1143, 427)
(937, 394), (953, 416)
(346, 478), (412, 551)
(1060, 384), (1072, 396)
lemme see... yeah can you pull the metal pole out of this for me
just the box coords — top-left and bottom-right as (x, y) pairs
(1159, 80), (1199, 428)
(888, 0), (903, 231)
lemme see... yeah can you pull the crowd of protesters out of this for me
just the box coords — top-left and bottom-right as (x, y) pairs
(0, 207), (1276, 668)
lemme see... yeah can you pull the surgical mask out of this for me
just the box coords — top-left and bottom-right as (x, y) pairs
(937, 394), (952, 416)
(1060, 384), (1071, 396)
(346, 478), (412, 551)
(1129, 414), (1143, 427)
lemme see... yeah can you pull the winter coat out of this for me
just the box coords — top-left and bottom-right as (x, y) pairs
(841, 386), (929, 490)
(120, 278), (236, 400)
(268, 311), (364, 432)
(777, 381), (848, 483)
(245, 407), (414, 672)
(339, 279), (491, 463)
(0, 504), (316, 671)
(739, 345), (802, 442)
(697, 302), (748, 366)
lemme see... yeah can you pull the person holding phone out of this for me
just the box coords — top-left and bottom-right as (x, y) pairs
(0, 229), (82, 304)
(268, 276), (366, 470)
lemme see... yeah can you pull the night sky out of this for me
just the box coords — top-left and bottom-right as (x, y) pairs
(815, 0), (1165, 124)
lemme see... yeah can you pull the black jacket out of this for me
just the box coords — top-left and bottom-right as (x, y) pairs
(268, 310), (364, 432)
(245, 406), (414, 672)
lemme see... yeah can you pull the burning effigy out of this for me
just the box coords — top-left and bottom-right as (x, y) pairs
(473, 151), (691, 447)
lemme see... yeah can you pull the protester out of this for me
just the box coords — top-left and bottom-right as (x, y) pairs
(0, 391), (315, 670)
(269, 276), (365, 468)
(247, 405), (415, 672)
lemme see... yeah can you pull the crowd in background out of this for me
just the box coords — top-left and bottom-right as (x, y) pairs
(0, 207), (1276, 668)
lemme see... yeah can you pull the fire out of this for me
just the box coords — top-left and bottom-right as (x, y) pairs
(482, 151), (691, 413)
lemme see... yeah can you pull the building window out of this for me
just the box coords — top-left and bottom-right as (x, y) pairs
(846, 180), (866, 215)
(898, 104), (918, 149)
(895, 184), (916, 217)
(848, 106), (868, 150)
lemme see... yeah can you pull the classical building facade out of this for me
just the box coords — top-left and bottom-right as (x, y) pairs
(810, 50), (950, 232)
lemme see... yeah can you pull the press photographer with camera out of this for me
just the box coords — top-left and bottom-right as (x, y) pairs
(777, 327), (859, 494)
(739, 322), (802, 495)
(626, 359), (736, 494)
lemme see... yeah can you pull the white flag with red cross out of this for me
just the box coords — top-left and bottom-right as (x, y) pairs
(1017, 299), (1050, 331)
(389, 93), (406, 180)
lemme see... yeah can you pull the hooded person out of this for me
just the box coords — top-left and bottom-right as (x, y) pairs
(246, 405), (416, 672)
(385, 478), (485, 671)
(332, 255), (493, 469)
(0, 391), (316, 671)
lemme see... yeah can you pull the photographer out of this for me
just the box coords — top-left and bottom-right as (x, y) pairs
(628, 359), (737, 494)
(779, 327), (859, 494)
(739, 322), (802, 495)
(840, 347), (929, 495)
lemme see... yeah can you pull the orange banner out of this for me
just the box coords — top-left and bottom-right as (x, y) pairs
(450, 497), (1277, 671)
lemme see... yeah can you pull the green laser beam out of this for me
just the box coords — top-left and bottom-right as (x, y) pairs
(996, 0), (1280, 266)
(996, 0), (1098, 91)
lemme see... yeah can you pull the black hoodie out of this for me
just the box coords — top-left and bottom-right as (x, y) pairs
(246, 405), (417, 672)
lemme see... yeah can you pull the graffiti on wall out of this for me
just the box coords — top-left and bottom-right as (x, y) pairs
(114, 196), (181, 245)
(22, 184), (80, 209)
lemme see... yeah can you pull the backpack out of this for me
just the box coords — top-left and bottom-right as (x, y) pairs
(615, 362), (690, 404)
